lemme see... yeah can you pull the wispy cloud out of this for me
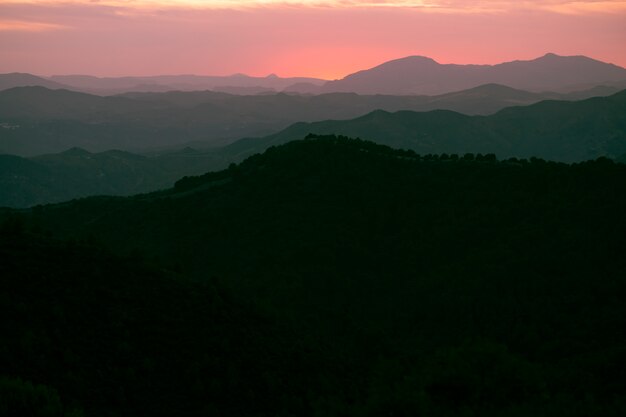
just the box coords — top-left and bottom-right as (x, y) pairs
(2, 1), (625, 14)
(0, 18), (67, 31)
(1, 0), (624, 76)
(536, 0), (626, 14)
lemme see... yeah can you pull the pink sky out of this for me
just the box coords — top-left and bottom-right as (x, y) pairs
(0, 1), (625, 79)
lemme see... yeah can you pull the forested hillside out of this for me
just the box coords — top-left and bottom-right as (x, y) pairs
(3, 136), (625, 416)
(0, 147), (226, 208)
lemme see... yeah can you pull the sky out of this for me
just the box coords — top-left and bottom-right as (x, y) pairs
(0, 1), (625, 79)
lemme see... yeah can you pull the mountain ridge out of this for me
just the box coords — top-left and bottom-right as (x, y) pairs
(2, 82), (624, 156)
(0, 84), (616, 156)
(0, 73), (74, 92)
(4, 53), (626, 96)
(47, 73), (327, 95)
(225, 89), (626, 162)
(320, 53), (626, 95)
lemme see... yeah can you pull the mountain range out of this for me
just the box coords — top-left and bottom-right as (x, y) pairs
(225, 89), (626, 163)
(320, 53), (626, 95)
(0, 147), (226, 208)
(2, 89), (625, 207)
(1, 83), (624, 156)
(0, 72), (326, 95)
(2, 53), (626, 207)
(2, 53), (625, 96)
(3, 49), (626, 417)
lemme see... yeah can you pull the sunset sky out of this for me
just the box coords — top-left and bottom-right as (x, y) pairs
(1, 1), (625, 79)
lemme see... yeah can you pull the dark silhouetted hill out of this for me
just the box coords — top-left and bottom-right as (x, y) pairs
(0, 230), (312, 417)
(4, 136), (625, 415)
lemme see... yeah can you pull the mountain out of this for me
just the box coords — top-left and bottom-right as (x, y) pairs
(0, 73), (72, 91)
(4, 136), (625, 415)
(2, 84), (622, 156)
(0, 86), (148, 119)
(48, 73), (327, 95)
(0, 147), (227, 207)
(282, 82), (325, 94)
(0, 230), (309, 417)
(6, 54), (626, 97)
(2, 88), (624, 207)
(226, 89), (626, 162)
(321, 53), (626, 95)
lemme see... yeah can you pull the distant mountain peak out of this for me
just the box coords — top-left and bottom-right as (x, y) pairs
(532, 52), (618, 65)
(384, 55), (439, 66)
(406, 55), (439, 63)
(266, 73), (279, 79)
(321, 53), (626, 95)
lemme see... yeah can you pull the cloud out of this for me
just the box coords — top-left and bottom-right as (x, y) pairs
(1, 0), (623, 77)
(0, 18), (67, 31)
(2, 0), (626, 14)
(535, 0), (626, 14)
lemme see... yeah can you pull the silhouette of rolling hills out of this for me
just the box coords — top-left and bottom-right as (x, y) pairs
(47, 73), (326, 95)
(0, 147), (226, 207)
(226, 89), (626, 162)
(1, 84), (622, 156)
(6, 54), (625, 97)
(0, 230), (309, 417)
(4, 136), (625, 415)
(321, 53), (626, 95)
(0, 73), (72, 91)
(2, 89), (625, 206)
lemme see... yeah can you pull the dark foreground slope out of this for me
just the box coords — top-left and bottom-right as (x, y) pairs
(4, 137), (626, 416)
(0, 228), (316, 417)
(227, 89), (626, 162)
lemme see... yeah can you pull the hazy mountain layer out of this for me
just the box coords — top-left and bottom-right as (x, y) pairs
(227, 89), (626, 162)
(0, 147), (227, 208)
(1, 84), (623, 156)
(321, 53), (626, 95)
(2, 89), (625, 207)
(0, 73), (73, 91)
(4, 54), (625, 98)
(47, 73), (326, 95)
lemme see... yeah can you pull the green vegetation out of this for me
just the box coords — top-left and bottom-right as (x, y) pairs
(2, 136), (626, 416)
(0, 147), (227, 208)
(225, 89), (626, 162)
(2, 86), (625, 209)
(0, 227), (314, 417)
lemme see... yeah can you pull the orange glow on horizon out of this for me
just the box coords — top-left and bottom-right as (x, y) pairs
(0, 0), (624, 77)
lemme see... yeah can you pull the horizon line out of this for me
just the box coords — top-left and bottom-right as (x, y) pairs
(6, 52), (623, 80)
